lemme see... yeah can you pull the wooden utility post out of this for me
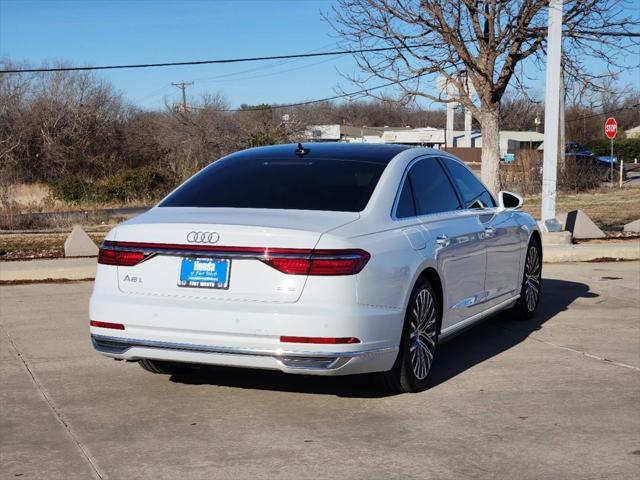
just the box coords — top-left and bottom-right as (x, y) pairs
(171, 82), (194, 113)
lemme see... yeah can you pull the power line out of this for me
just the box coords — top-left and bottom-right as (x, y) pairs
(198, 55), (346, 85)
(565, 103), (640, 123)
(138, 43), (339, 104)
(191, 42), (337, 83)
(571, 30), (640, 38)
(194, 75), (423, 113)
(0, 45), (425, 74)
(187, 79), (635, 117)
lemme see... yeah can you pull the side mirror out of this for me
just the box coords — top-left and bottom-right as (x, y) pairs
(498, 191), (523, 210)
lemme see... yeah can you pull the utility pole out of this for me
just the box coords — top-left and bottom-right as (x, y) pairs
(540, 0), (563, 228)
(464, 108), (472, 148)
(445, 100), (455, 149)
(171, 81), (193, 113)
(559, 69), (566, 172)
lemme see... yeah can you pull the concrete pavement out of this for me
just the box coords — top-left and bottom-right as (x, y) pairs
(1, 262), (639, 479)
(0, 257), (96, 282)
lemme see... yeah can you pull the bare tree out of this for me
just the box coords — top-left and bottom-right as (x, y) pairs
(289, 96), (448, 129)
(500, 94), (541, 131)
(327, 0), (639, 194)
(0, 59), (127, 182)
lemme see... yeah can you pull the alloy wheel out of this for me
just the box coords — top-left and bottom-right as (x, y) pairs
(409, 288), (438, 380)
(524, 244), (541, 312)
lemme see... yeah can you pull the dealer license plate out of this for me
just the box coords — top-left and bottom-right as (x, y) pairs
(178, 258), (231, 289)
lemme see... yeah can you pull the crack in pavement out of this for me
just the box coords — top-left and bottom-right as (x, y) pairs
(1, 325), (107, 480)
(496, 323), (640, 372)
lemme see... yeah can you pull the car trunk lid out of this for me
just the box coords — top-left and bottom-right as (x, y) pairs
(110, 207), (359, 303)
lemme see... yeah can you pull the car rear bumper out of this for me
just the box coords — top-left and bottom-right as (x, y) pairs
(91, 334), (398, 376)
(89, 291), (403, 375)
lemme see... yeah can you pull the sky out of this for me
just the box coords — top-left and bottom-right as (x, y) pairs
(0, 0), (358, 109)
(1, 0), (638, 111)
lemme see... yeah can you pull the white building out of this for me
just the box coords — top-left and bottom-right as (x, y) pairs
(305, 124), (387, 143)
(626, 125), (640, 139)
(305, 124), (544, 157)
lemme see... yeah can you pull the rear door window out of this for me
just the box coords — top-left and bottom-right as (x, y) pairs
(441, 157), (496, 209)
(405, 158), (461, 215)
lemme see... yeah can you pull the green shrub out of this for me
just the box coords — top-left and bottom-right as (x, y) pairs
(583, 138), (640, 162)
(93, 166), (177, 203)
(49, 167), (177, 205)
(49, 175), (90, 204)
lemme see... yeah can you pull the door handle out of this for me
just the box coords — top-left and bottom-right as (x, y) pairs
(484, 227), (496, 238)
(435, 235), (450, 247)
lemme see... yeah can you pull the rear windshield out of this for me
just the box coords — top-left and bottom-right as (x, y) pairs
(159, 156), (387, 212)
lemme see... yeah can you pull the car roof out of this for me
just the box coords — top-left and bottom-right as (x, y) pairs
(224, 143), (418, 165)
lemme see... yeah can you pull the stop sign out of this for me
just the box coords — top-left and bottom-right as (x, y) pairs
(605, 117), (618, 139)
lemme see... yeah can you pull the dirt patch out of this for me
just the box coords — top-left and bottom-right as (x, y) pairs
(575, 234), (640, 244)
(0, 228), (109, 261)
(524, 187), (640, 231)
(586, 257), (635, 263)
(0, 278), (94, 286)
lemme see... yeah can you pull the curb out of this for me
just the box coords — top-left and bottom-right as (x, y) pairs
(0, 257), (96, 282)
(543, 242), (640, 263)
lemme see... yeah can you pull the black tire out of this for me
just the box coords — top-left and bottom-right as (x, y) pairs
(512, 238), (542, 320)
(138, 359), (186, 375)
(383, 278), (439, 393)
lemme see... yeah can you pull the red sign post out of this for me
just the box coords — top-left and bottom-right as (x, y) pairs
(605, 117), (617, 186)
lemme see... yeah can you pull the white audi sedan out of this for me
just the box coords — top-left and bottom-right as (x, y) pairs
(90, 143), (541, 392)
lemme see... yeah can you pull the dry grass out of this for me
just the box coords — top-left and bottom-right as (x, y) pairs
(0, 181), (143, 230)
(7, 183), (51, 206)
(0, 226), (111, 260)
(524, 187), (640, 230)
(2, 182), (148, 214)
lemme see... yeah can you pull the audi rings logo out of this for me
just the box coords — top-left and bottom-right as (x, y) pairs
(186, 231), (220, 244)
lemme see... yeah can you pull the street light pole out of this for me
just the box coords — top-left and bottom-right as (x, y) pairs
(540, 0), (564, 228)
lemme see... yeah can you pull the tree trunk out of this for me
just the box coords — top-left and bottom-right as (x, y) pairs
(479, 106), (501, 196)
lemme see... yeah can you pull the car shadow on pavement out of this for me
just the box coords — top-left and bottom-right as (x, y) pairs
(169, 277), (596, 397)
(169, 366), (392, 398)
(428, 278), (598, 389)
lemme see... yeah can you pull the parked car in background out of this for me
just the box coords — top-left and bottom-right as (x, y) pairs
(90, 144), (542, 393)
(565, 142), (594, 157)
(565, 142), (625, 182)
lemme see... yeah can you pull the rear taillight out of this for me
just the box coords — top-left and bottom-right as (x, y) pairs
(263, 257), (311, 275)
(98, 247), (145, 266)
(97, 241), (369, 275)
(309, 251), (371, 275)
(90, 320), (125, 330)
(261, 249), (370, 276)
